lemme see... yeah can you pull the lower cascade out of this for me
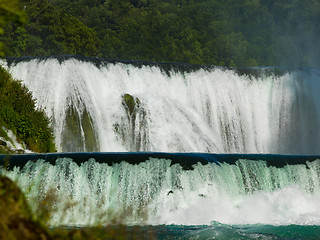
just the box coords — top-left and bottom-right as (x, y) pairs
(1, 156), (320, 226)
(3, 56), (320, 154)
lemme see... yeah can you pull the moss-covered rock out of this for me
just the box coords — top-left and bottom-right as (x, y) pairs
(122, 93), (141, 119)
(114, 94), (149, 151)
(61, 107), (98, 152)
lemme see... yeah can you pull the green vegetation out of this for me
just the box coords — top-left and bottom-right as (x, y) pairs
(122, 93), (141, 119)
(1, 0), (320, 67)
(0, 0), (25, 57)
(0, 0), (100, 57)
(0, 66), (55, 153)
(0, 0), (55, 154)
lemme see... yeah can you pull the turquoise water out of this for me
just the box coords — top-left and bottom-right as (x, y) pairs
(153, 224), (320, 239)
(60, 224), (320, 239)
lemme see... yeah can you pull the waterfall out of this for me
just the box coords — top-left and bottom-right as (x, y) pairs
(2, 56), (320, 228)
(2, 157), (320, 226)
(4, 56), (320, 154)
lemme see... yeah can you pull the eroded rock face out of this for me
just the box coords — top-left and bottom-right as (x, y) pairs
(0, 176), (51, 240)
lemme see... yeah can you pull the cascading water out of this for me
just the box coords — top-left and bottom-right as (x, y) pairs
(3, 56), (320, 154)
(2, 56), (320, 238)
(2, 157), (320, 226)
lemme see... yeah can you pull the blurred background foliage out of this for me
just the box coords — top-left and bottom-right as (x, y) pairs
(0, 0), (26, 57)
(1, 0), (320, 66)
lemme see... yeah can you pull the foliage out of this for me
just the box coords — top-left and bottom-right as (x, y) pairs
(0, 0), (101, 57)
(1, 0), (320, 66)
(0, 0), (26, 57)
(0, 66), (55, 152)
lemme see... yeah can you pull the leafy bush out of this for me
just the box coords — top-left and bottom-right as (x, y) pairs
(0, 66), (55, 153)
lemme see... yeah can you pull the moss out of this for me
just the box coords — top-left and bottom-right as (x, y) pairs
(61, 106), (83, 152)
(0, 146), (11, 154)
(82, 110), (98, 152)
(0, 126), (9, 141)
(114, 94), (149, 151)
(122, 93), (140, 119)
(62, 107), (98, 152)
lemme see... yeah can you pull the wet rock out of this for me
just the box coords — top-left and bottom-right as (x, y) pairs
(13, 149), (26, 154)
(167, 190), (174, 195)
(115, 94), (149, 151)
(62, 107), (98, 152)
(0, 140), (7, 146)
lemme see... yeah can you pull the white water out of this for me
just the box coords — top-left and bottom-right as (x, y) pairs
(5, 58), (320, 154)
(0, 127), (32, 153)
(2, 158), (320, 226)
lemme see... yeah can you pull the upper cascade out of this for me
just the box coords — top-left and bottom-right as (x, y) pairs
(3, 56), (320, 154)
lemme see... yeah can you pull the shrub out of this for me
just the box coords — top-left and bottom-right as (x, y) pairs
(0, 66), (55, 153)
